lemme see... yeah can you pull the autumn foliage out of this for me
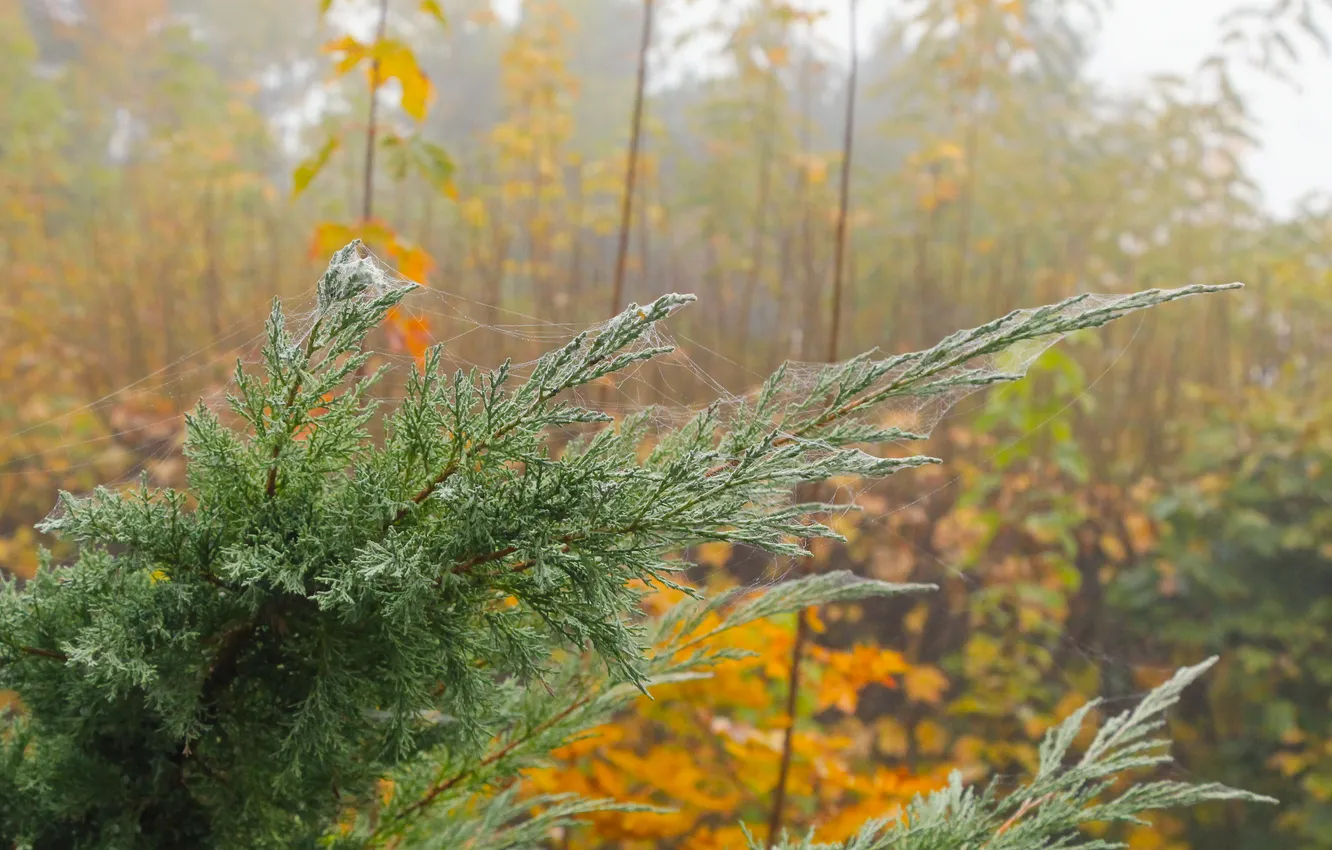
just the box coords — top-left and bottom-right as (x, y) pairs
(2, 0), (1330, 847)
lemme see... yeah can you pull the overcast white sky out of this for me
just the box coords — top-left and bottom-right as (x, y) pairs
(1087, 0), (1332, 216)
(491, 0), (1332, 217)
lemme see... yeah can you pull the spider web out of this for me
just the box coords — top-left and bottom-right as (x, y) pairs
(8, 245), (1210, 586)
(5, 245), (1232, 774)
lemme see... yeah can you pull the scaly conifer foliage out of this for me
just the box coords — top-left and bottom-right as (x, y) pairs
(0, 244), (1268, 847)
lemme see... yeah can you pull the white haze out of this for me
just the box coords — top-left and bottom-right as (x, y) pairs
(490, 0), (1332, 218)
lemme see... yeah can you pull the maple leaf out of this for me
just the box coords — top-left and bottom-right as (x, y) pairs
(371, 39), (433, 122)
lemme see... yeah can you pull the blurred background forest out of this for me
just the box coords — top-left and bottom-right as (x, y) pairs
(2, 0), (1331, 847)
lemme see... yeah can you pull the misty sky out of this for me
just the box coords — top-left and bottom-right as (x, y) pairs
(1088, 0), (1332, 217)
(493, 0), (1332, 217)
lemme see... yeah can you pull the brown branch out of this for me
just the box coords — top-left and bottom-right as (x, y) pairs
(200, 618), (261, 705)
(264, 448), (282, 499)
(438, 540), (576, 587)
(392, 460), (459, 524)
(198, 595), (309, 713)
(17, 645), (67, 662)
(453, 545), (518, 574)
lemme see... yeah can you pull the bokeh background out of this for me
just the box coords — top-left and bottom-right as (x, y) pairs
(2, 0), (1331, 847)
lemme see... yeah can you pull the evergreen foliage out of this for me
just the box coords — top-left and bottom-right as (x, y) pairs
(0, 244), (1270, 848)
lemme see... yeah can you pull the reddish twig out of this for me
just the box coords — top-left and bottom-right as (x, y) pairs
(392, 460), (459, 524)
(387, 694), (593, 825)
(984, 793), (1054, 846)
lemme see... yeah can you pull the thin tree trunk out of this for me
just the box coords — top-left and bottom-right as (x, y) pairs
(569, 158), (586, 315)
(362, 0), (391, 222)
(766, 2), (859, 845)
(202, 178), (222, 338)
(740, 69), (781, 369)
(636, 163), (652, 302)
(609, 0), (655, 317)
(797, 43), (820, 361)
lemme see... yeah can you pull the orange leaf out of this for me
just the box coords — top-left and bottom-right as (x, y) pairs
(393, 243), (434, 284)
(385, 307), (432, 366)
(310, 222), (358, 259)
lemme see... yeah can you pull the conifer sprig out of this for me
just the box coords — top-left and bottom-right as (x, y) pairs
(0, 245), (1258, 849)
(756, 658), (1274, 850)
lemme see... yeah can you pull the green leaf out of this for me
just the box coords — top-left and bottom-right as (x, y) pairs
(291, 135), (341, 197)
(380, 133), (411, 181)
(417, 140), (457, 199)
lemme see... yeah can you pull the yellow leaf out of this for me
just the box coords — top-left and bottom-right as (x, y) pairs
(934, 142), (964, 160)
(915, 719), (947, 755)
(419, 0), (448, 26)
(460, 197), (488, 228)
(903, 665), (949, 705)
(1100, 532), (1128, 563)
(1123, 511), (1156, 554)
(323, 35), (368, 77)
(149, 570), (169, 584)
(373, 40), (433, 122)
(806, 607), (826, 634)
(903, 603), (929, 635)
(805, 155), (828, 186)
(876, 718), (909, 757)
